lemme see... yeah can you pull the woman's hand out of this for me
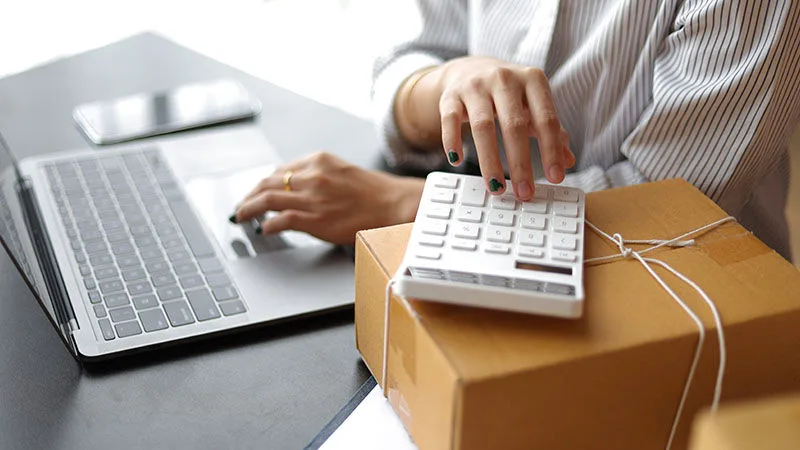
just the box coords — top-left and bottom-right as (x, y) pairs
(397, 57), (575, 201)
(230, 152), (424, 245)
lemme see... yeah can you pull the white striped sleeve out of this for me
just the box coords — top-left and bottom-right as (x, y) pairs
(620, 0), (800, 216)
(371, 0), (468, 170)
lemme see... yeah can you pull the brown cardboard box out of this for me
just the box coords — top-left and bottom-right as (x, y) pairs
(689, 393), (800, 450)
(354, 179), (800, 450)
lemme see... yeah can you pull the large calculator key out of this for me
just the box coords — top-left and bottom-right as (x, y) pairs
(486, 227), (513, 243)
(488, 210), (514, 227)
(552, 201), (579, 217)
(421, 221), (447, 236)
(168, 200), (216, 257)
(518, 247), (544, 259)
(553, 217), (579, 234)
(430, 190), (456, 204)
(433, 174), (458, 189)
(426, 205), (451, 219)
(552, 235), (578, 250)
(520, 213), (547, 230)
(456, 207), (482, 223)
(451, 239), (477, 251)
(415, 248), (441, 260)
(553, 188), (580, 203)
(418, 236), (445, 247)
(519, 230), (545, 247)
(521, 199), (548, 214)
(485, 243), (510, 255)
(461, 177), (487, 207)
(490, 195), (516, 211)
(553, 250), (577, 262)
(454, 223), (480, 240)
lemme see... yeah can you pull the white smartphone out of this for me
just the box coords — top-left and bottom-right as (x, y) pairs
(73, 79), (262, 145)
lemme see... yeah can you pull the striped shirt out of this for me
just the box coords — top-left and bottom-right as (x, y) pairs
(371, 0), (800, 260)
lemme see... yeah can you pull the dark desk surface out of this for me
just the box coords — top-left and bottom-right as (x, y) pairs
(0, 32), (377, 449)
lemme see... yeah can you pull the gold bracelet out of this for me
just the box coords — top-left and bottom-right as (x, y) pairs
(399, 66), (438, 143)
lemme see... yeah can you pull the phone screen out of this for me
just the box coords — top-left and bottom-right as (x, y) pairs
(73, 79), (261, 144)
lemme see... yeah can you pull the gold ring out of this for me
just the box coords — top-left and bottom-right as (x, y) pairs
(282, 170), (294, 191)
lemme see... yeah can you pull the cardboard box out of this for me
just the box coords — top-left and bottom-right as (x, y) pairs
(689, 393), (800, 450)
(354, 179), (800, 450)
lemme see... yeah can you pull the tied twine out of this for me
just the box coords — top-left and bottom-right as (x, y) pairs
(382, 216), (736, 450)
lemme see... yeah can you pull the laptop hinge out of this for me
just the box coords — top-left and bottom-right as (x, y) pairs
(17, 177), (79, 354)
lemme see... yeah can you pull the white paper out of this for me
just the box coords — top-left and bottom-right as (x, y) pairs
(320, 386), (418, 450)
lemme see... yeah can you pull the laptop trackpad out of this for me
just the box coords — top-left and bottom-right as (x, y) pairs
(183, 165), (326, 260)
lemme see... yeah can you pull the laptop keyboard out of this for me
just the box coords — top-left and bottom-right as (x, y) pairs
(45, 149), (246, 341)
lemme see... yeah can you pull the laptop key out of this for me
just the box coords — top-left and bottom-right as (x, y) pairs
(179, 274), (205, 290)
(106, 232), (129, 243)
(169, 200), (215, 257)
(163, 301), (195, 327)
(132, 294), (158, 310)
(197, 257), (223, 274)
(116, 255), (141, 268)
(115, 321), (142, 338)
(219, 300), (246, 317)
(84, 278), (97, 290)
(94, 266), (119, 280)
(121, 267), (147, 282)
(99, 279), (125, 294)
(127, 280), (153, 296)
(104, 292), (130, 308)
(212, 286), (238, 302)
(139, 309), (168, 332)
(145, 259), (170, 273)
(111, 242), (135, 255)
(140, 247), (163, 261)
(205, 272), (231, 288)
(98, 319), (115, 340)
(186, 289), (220, 321)
(167, 250), (190, 262)
(152, 273), (176, 287)
(109, 306), (136, 323)
(85, 241), (107, 254)
(87, 290), (102, 304)
(89, 253), (114, 267)
(93, 304), (107, 318)
(157, 285), (182, 301)
(78, 264), (92, 276)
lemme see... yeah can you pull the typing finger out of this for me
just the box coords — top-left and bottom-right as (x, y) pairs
(492, 70), (534, 201)
(463, 92), (505, 194)
(439, 91), (466, 166)
(259, 210), (317, 235)
(523, 68), (565, 183)
(233, 191), (310, 223)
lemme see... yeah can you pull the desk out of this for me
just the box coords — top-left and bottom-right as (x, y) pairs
(0, 32), (376, 449)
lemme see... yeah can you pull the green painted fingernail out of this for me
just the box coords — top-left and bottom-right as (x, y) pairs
(447, 151), (459, 164)
(255, 225), (263, 235)
(228, 214), (238, 224)
(489, 178), (503, 192)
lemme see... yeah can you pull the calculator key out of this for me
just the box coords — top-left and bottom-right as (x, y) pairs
(490, 195), (516, 211)
(418, 236), (445, 247)
(456, 206), (482, 223)
(533, 185), (549, 199)
(521, 199), (548, 214)
(421, 221), (447, 236)
(552, 234), (578, 250)
(486, 227), (513, 243)
(553, 188), (580, 202)
(520, 213), (547, 230)
(433, 174), (458, 189)
(552, 201), (579, 217)
(519, 230), (545, 247)
(454, 223), (480, 240)
(451, 239), (477, 251)
(426, 205), (451, 219)
(415, 248), (441, 260)
(552, 250), (578, 262)
(430, 190), (456, 204)
(461, 177), (487, 207)
(553, 217), (579, 234)
(488, 210), (514, 227)
(518, 247), (544, 259)
(485, 243), (510, 255)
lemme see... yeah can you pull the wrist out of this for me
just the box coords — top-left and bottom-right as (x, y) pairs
(383, 175), (424, 225)
(396, 66), (444, 149)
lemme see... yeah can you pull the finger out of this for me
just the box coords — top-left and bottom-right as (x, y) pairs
(439, 92), (466, 166)
(462, 91), (505, 194)
(234, 191), (311, 222)
(259, 210), (317, 235)
(559, 128), (575, 169)
(241, 160), (306, 203)
(523, 68), (565, 183)
(492, 70), (534, 201)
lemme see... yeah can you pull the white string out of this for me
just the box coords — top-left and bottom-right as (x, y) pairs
(585, 217), (733, 450)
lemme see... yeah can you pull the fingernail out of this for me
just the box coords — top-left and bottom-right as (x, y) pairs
(228, 214), (238, 224)
(255, 225), (263, 235)
(515, 181), (532, 199)
(447, 150), (460, 164)
(548, 164), (564, 182)
(488, 178), (504, 192)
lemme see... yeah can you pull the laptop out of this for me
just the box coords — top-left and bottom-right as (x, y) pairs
(0, 125), (354, 361)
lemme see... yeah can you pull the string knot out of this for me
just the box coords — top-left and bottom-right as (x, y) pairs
(612, 233), (634, 258)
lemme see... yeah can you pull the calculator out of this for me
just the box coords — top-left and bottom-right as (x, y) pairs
(394, 172), (585, 318)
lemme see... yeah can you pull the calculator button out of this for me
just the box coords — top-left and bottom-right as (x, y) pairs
(521, 199), (548, 214)
(552, 201), (579, 217)
(433, 174), (458, 189)
(415, 248), (441, 260)
(552, 234), (578, 250)
(462, 177), (487, 207)
(552, 250), (577, 262)
(520, 213), (547, 230)
(485, 243), (510, 255)
(426, 205), (451, 219)
(553, 217), (579, 234)
(454, 223), (480, 240)
(418, 236), (445, 247)
(519, 230), (545, 247)
(553, 188), (579, 203)
(488, 210), (514, 227)
(456, 206), (483, 223)
(451, 239), (478, 251)
(422, 221), (448, 236)
(486, 227), (513, 243)
(518, 247), (544, 259)
(533, 185), (549, 199)
(431, 190), (456, 204)
(490, 195), (516, 211)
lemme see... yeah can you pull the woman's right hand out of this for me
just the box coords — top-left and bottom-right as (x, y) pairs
(397, 57), (575, 201)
